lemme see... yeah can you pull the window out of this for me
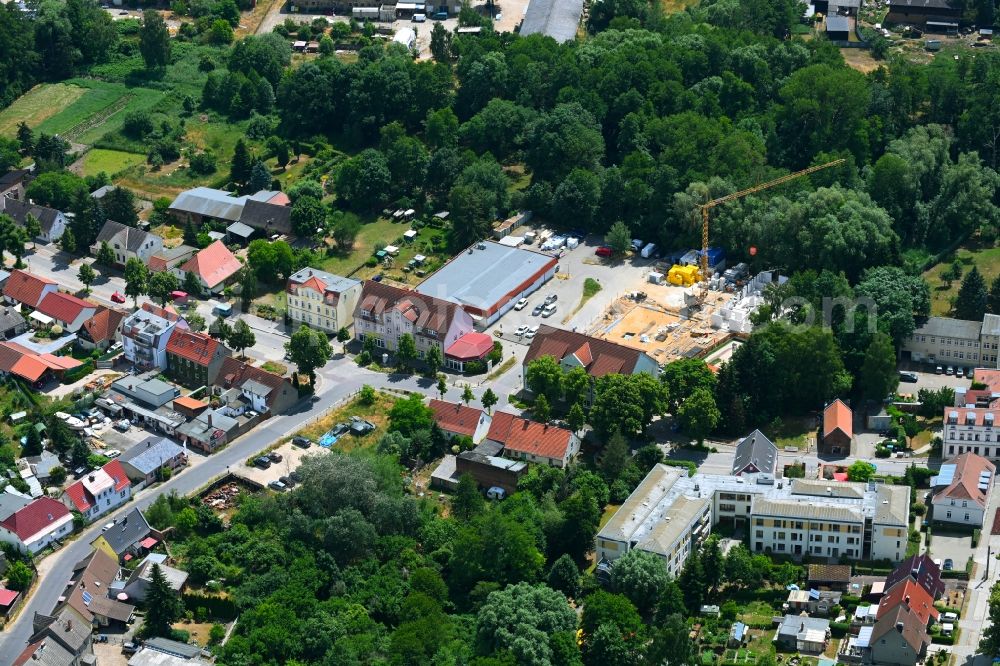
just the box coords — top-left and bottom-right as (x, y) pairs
(965, 513), (971, 521)
(756, 530), (763, 538)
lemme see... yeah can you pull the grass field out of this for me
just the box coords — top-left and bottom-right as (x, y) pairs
(317, 218), (449, 283)
(80, 149), (146, 178)
(924, 245), (1000, 316)
(0, 83), (86, 136)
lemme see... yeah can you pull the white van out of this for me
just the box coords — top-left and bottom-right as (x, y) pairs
(412, 13), (426, 21)
(486, 486), (506, 500)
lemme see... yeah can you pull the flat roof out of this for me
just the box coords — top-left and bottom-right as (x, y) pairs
(826, 15), (850, 31)
(913, 316), (982, 341)
(415, 241), (557, 311)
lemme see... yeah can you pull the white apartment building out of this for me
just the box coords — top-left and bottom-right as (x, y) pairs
(597, 465), (910, 572)
(286, 268), (362, 335)
(930, 453), (994, 528)
(904, 313), (1000, 369)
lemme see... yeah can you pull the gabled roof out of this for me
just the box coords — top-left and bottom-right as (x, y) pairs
(238, 198), (292, 233)
(357, 281), (464, 338)
(3, 269), (56, 308)
(95, 507), (150, 555)
(166, 328), (226, 366)
(119, 436), (187, 475)
(168, 187), (247, 222)
(35, 291), (96, 325)
(216, 357), (290, 408)
(883, 554), (945, 600)
(66, 548), (134, 624)
(870, 603), (929, 654)
(487, 412), (575, 461)
(429, 399), (486, 437)
(63, 460), (130, 512)
(0, 168), (30, 190)
(524, 325), (649, 378)
(732, 429), (777, 476)
(823, 399), (852, 439)
(1, 198), (62, 235)
(81, 306), (127, 344)
(0, 305), (25, 333)
(287, 267), (359, 298)
(94, 220), (161, 253)
(0, 497), (70, 540)
(0, 342), (83, 382)
(180, 240), (242, 289)
(878, 578), (939, 626)
(933, 452), (995, 509)
(13, 638), (75, 666)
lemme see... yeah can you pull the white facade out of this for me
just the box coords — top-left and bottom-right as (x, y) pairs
(62, 469), (132, 523)
(931, 496), (983, 527)
(121, 309), (185, 370)
(355, 294), (474, 358)
(286, 268), (362, 335)
(942, 408), (1000, 459)
(0, 515), (73, 554)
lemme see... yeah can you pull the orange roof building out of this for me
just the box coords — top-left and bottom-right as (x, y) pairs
(0, 341), (83, 384)
(931, 452), (995, 527)
(486, 412), (580, 468)
(2, 269), (56, 308)
(877, 578), (939, 627)
(429, 399), (492, 443)
(79, 306), (127, 350)
(821, 399), (853, 455)
(180, 240), (242, 292)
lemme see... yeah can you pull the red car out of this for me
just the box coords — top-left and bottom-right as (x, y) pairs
(595, 246), (613, 258)
(111, 291), (126, 304)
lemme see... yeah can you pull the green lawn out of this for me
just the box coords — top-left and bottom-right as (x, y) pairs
(80, 149), (146, 178)
(924, 245), (1000, 316)
(318, 219), (449, 284)
(763, 415), (814, 451)
(0, 83), (86, 136)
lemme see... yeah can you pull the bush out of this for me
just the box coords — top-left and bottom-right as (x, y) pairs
(830, 621), (849, 638)
(464, 360), (486, 375)
(973, 528), (981, 547)
(662, 460), (697, 476)
(365, 257), (378, 267)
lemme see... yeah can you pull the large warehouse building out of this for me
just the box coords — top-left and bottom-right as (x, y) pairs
(416, 241), (558, 328)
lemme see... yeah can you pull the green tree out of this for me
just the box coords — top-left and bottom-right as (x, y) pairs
(563, 366), (591, 407)
(22, 213), (40, 248)
(227, 319), (256, 359)
(453, 473), (484, 520)
(461, 385), (474, 406)
(547, 553), (581, 599)
(591, 374), (664, 438)
(990, 274), (1000, 315)
(677, 388), (720, 444)
(60, 227), (77, 254)
(598, 430), (629, 483)
(567, 402), (586, 433)
(248, 160), (271, 192)
(123, 257), (149, 307)
(580, 590), (644, 642)
(5, 560), (33, 592)
(422, 343), (442, 376)
(856, 266), (931, 346)
(103, 187), (139, 227)
(430, 21), (451, 62)
(22, 425), (43, 456)
(556, 490), (601, 563)
(860, 332), (899, 401)
(209, 315), (232, 341)
(476, 583), (577, 666)
(290, 195), (325, 237)
(437, 376), (447, 400)
(701, 535), (725, 592)
(285, 324), (332, 386)
(329, 211), (361, 250)
(396, 333), (417, 370)
(139, 9), (170, 69)
(610, 548), (670, 616)
(956, 266), (989, 321)
(606, 221), (631, 257)
(230, 138), (252, 187)
(678, 547), (706, 611)
(661, 358), (715, 413)
(143, 563), (184, 637)
(647, 613), (697, 666)
(16, 122), (33, 155)
(525, 355), (564, 403)
(186, 312), (206, 333)
(981, 580), (1000, 656)
(77, 263), (96, 295)
(336, 326), (351, 354)
(147, 270), (179, 307)
(389, 394), (435, 437)
(481, 388), (498, 414)
(847, 460), (876, 482)
(534, 393), (551, 423)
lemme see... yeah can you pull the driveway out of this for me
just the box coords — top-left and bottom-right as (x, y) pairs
(928, 529), (976, 572)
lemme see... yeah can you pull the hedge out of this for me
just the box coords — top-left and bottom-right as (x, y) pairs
(830, 622), (849, 638)
(973, 528), (981, 547)
(931, 628), (959, 645)
(662, 460), (698, 476)
(182, 592), (237, 620)
(941, 570), (969, 580)
(61, 361), (95, 384)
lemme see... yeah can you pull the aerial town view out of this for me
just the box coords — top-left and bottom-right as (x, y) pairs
(1, 0), (1000, 663)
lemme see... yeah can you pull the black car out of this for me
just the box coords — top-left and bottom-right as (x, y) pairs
(899, 371), (919, 383)
(290, 470), (304, 482)
(280, 475), (294, 487)
(268, 451), (283, 463)
(943, 558), (954, 571)
(331, 423), (351, 437)
(254, 456), (271, 469)
(292, 436), (312, 448)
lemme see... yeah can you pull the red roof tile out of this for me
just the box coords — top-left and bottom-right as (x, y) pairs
(81, 307), (127, 344)
(2, 269), (55, 308)
(216, 357), (291, 408)
(63, 460), (130, 512)
(35, 291), (96, 326)
(823, 399), (852, 439)
(166, 328), (224, 366)
(104, 459), (130, 492)
(429, 399), (486, 437)
(357, 281), (464, 338)
(445, 332), (494, 360)
(0, 342), (82, 382)
(0, 497), (69, 540)
(877, 578), (939, 626)
(487, 412), (575, 462)
(524, 326), (644, 379)
(937, 452), (995, 509)
(181, 240), (241, 289)
(0, 587), (19, 607)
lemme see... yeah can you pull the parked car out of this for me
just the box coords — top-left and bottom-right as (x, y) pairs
(279, 475), (294, 487)
(542, 304), (557, 318)
(943, 558), (954, 571)
(268, 480), (287, 492)
(515, 325), (529, 337)
(595, 246), (613, 258)
(268, 451), (283, 463)
(114, 419), (130, 432)
(292, 436), (312, 448)
(104, 449), (121, 459)
(101, 521), (115, 532)
(290, 470), (303, 483)
(331, 422), (351, 437)
(254, 456), (272, 469)
(544, 294), (558, 305)
(899, 371), (919, 383)
(935, 365), (943, 374)
(946, 366), (954, 375)
(631, 239), (644, 252)
(122, 642), (138, 655)
(514, 298), (529, 310)
(525, 324), (540, 339)
(966, 367), (975, 379)
(486, 486), (506, 500)
(532, 304), (544, 316)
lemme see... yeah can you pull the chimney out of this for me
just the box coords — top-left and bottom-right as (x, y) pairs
(207, 413), (212, 427)
(895, 622), (904, 632)
(904, 595), (911, 606)
(65, 619), (72, 631)
(88, 475), (95, 482)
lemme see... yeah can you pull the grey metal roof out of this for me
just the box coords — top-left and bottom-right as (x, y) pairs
(913, 316), (982, 341)
(98, 507), (150, 555)
(120, 436), (187, 475)
(168, 187), (247, 222)
(983, 314), (1000, 337)
(752, 496), (862, 523)
(415, 241), (556, 311)
(826, 15), (851, 32)
(143, 636), (202, 659)
(91, 185), (116, 199)
(777, 614), (830, 637)
(288, 267), (361, 294)
(0, 490), (31, 522)
(732, 429), (777, 475)
(520, 0), (583, 42)
(0, 305), (25, 334)
(226, 221), (255, 238)
(241, 379), (273, 396)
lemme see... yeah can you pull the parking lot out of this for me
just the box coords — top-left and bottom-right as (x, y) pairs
(897, 363), (973, 394)
(93, 423), (154, 455)
(233, 440), (330, 488)
(928, 529), (975, 573)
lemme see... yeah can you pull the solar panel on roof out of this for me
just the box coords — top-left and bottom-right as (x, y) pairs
(82, 590), (93, 606)
(935, 465), (956, 486)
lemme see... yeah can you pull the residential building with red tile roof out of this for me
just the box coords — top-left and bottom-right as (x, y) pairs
(121, 302), (188, 370)
(523, 325), (660, 393)
(287, 267), (362, 334)
(180, 240), (242, 293)
(354, 280), (475, 359)
(883, 554), (945, 601)
(429, 399), (492, 443)
(0, 341), (83, 384)
(34, 291), (97, 332)
(0, 496), (73, 554)
(821, 399), (853, 455)
(486, 412), (580, 467)
(165, 328), (231, 388)
(869, 603), (929, 666)
(60, 460), (131, 523)
(444, 331), (495, 372)
(78, 306), (127, 351)
(2, 269), (57, 308)
(930, 452), (995, 528)
(877, 578), (939, 627)
(214, 356), (298, 414)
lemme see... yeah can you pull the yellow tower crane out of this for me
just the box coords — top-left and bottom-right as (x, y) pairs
(698, 158), (847, 280)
